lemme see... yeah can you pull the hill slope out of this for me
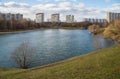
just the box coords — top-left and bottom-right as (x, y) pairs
(0, 45), (120, 79)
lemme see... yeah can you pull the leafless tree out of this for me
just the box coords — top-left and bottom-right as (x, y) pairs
(11, 41), (36, 69)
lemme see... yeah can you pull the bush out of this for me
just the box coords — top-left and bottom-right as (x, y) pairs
(11, 41), (36, 69)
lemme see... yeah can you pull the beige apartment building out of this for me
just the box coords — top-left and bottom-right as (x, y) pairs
(36, 13), (44, 23)
(66, 15), (74, 23)
(51, 14), (60, 22)
(106, 12), (120, 23)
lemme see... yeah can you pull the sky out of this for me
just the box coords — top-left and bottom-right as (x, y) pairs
(0, 0), (120, 21)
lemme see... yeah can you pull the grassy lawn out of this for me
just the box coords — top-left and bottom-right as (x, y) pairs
(0, 45), (120, 79)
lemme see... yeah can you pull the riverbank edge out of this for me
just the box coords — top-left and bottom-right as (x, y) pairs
(0, 28), (49, 34)
(0, 27), (86, 35)
(0, 27), (84, 34)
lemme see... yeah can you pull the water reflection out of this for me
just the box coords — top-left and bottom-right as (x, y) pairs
(92, 35), (116, 50)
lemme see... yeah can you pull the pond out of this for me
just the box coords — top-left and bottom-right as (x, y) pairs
(0, 29), (116, 68)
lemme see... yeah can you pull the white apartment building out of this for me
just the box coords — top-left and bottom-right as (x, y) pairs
(51, 14), (60, 22)
(36, 13), (44, 23)
(66, 15), (74, 23)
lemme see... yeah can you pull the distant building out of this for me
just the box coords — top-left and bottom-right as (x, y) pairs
(47, 18), (51, 22)
(51, 14), (60, 22)
(106, 12), (120, 23)
(0, 13), (5, 20)
(36, 13), (44, 23)
(84, 18), (106, 23)
(4, 13), (12, 21)
(10, 13), (23, 21)
(66, 15), (74, 23)
(0, 13), (23, 21)
(12, 13), (23, 20)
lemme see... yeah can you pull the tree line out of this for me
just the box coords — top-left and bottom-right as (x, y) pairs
(0, 19), (36, 31)
(0, 19), (104, 31)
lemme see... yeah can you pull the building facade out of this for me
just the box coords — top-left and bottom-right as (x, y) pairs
(66, 15), (74, 23)
(12, 13), (23, 20)
(84, 18), (106, 23)
(0, 13), (23, 21)
(5, 13), (13, 21)
(36, 13), (44, 23)
(0, 13), (4, 20)
(106, 12), (120, 23)
(51, 14), (60, 22)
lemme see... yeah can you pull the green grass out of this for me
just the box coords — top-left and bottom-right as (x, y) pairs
(0, 45), (120, 79)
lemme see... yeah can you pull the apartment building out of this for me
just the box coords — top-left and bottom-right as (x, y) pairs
(12, 13), (23, 20)
(0, 13), (4, 20)
(51, 14), (60, 22)
(84, 18), (106, 23)
(0, 13), (23, 21)
(66, 15), (74, 23)
(106, 12), (120, 23)
(36, 13), (44, 23)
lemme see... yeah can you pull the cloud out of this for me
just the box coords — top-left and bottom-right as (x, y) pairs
(55, 0), (77, 2)
(1, 1), (30, 8)
(106, 3), (120, 12)
(105, 0), (111, 2)
(55, 0), (67, 2)
(37, 0), (50, 3)
(0, 1), (119, 21)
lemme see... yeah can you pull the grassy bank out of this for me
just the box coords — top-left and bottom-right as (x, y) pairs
(0, 45), (120, 79)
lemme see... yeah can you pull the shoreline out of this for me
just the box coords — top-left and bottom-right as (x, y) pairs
(0, 30), (35, 34)
(0, 28), (48, 34)
(0, 28), (84, 34)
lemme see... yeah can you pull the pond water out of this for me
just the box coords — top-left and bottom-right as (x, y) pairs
(0, 29), (116, 68)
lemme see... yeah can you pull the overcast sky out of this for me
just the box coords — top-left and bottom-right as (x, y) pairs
(0, 0), (120, 21)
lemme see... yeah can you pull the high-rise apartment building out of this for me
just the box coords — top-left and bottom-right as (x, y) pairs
(106, 12), (120, 23)
(36, 13), (44, 23)
(51, 14), (60, 22)
(66, 15), (74, 23)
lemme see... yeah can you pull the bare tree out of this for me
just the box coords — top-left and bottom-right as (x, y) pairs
(11, 41), (36, 69)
